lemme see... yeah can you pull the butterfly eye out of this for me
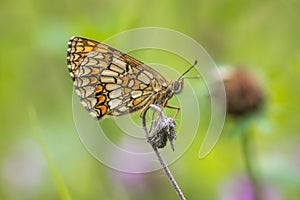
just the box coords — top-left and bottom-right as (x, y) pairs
(173, 80), (183, 94)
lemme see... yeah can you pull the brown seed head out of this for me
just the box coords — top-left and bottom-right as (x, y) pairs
(219, 67), (264, 117)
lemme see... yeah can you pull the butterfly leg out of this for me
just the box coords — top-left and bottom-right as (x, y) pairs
(166, 105), (181, 118)
(157, 98), (181, 118)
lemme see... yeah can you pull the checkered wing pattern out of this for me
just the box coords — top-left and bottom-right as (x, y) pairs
(67, 36), (169, 119)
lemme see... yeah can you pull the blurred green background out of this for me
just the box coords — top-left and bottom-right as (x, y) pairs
(0, 0), (299, 199)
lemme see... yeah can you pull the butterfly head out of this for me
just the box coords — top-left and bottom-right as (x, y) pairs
(172, 79), (184, 94)
(165, 80), (183, 100)
(171, 60), (198, 95)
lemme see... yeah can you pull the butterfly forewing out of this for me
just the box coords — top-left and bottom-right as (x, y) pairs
(67, 36), (170, 119)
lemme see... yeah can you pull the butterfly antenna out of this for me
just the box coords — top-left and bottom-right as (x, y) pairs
(178, 60), (198, 81)
(184, 75), (201, 79)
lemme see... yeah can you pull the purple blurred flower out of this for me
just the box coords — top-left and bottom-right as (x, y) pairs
(219, 175), (282, 200)
(108, 138), (168, 199)
(2, 140), (45, 198)
(109, 138), (152, 189)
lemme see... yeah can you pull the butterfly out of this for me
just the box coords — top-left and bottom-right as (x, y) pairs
(67, 36), (196, 120)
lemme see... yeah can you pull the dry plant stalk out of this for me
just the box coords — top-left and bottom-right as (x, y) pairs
(141, 104), (186, 200)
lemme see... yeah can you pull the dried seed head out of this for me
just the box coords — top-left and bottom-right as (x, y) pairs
(149, 117), (176, 151)
(146, 104), (177, 151)
(216, 67), (264, 117)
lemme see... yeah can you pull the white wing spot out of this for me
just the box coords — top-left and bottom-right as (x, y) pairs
(100, 76), (115, 83)
(128, 79), (134, 87)
(131, 91), (142, 99)
(138, 73), (150, 84)
(108, 99), (122, 109)
(109, 88), (122, 98)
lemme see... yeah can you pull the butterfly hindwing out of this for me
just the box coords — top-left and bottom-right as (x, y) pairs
(67, 36), (169, 119)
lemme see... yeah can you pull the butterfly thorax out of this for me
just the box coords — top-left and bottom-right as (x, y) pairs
(152, 79), (183, 106)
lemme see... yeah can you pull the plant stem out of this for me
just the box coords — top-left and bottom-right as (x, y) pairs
(28, 105), (71, 200)
(142, 105), (186, 200)
(241, 130), (262, 200)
